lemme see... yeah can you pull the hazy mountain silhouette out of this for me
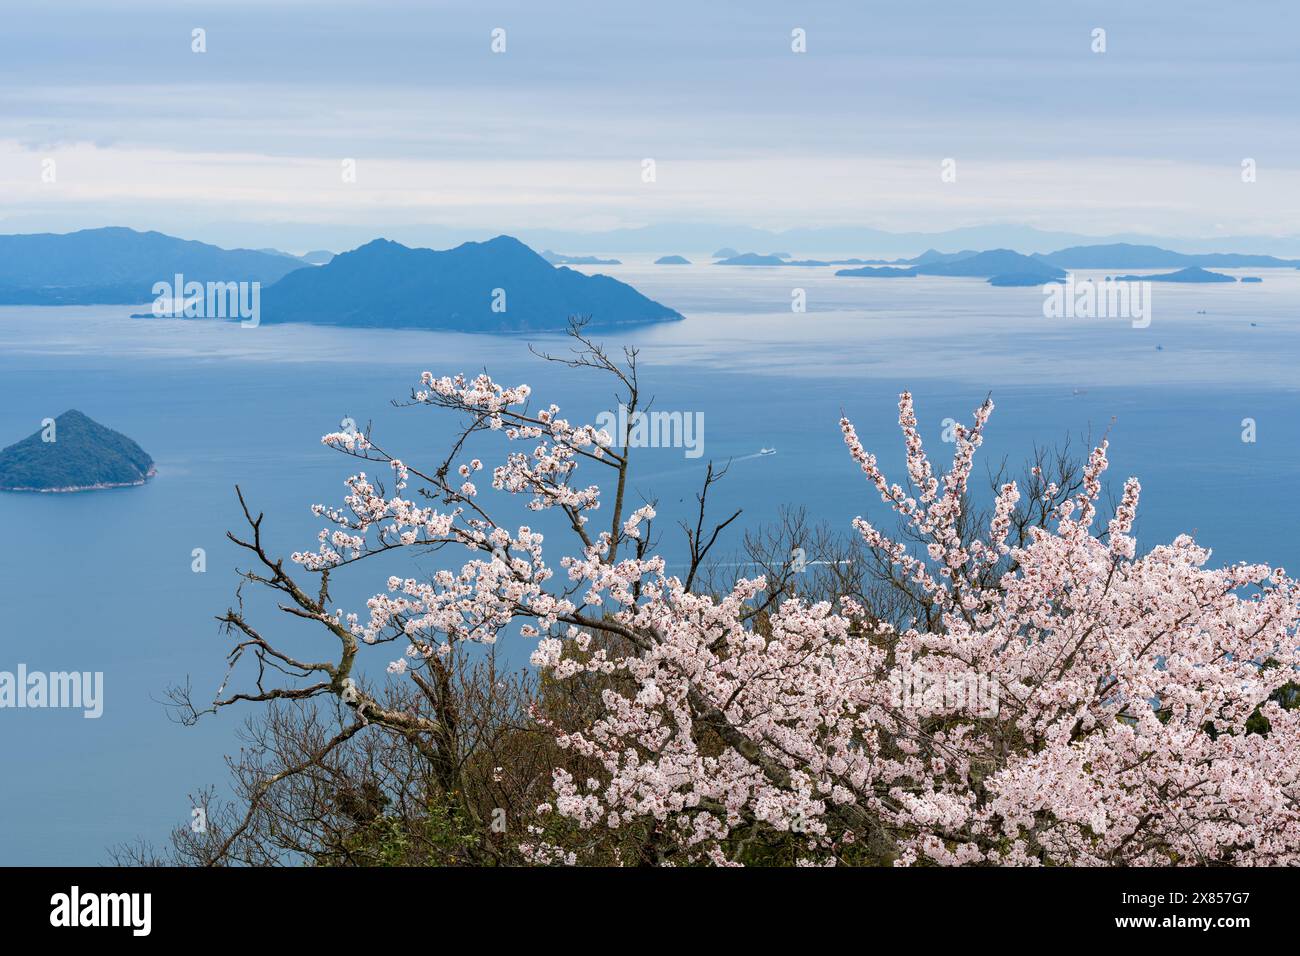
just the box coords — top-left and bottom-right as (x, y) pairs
(716, 253), (797, 266)
(903, 249), (980, 266)
(715, 252), (869, 266)
(912, 249), (1066, 279)
(0, 227), (306, 304)
(259, 247), (335, 264)
(1038, 243), (1298, 269)
(494, 223), (1300, 259)
(540, 250), (622, 265)
(837, 249), (1065, 285)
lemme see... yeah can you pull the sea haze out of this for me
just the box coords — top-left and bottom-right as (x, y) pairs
(0, 261), (1297, 863)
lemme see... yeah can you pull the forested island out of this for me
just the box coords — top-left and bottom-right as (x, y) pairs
(0, 410), (155, 492)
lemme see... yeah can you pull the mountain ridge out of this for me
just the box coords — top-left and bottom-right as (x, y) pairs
(258, 235), (683, 332)
(0, 227), (306, 304)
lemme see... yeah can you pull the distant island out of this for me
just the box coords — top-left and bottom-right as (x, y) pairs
(0, 410), (154, 493)
(258, 235), (682, 332)
(716, 253), (793, 266)
(837, 249), (1066, 286)
(0, 228), (1283, 315)
(835, 266), (916, 278)
(911, 249), (1065, 280)
(848, 249), (981, 267)
(1036, 243), (1297, 269)
(0, 227), (305, 304)
(1110, 267), (1236, 283)
(716, 252), (874, 267)
(717, 251), (900, 268)
(763, 242), (1296, 282)
(541, 250), (622, 265)
(907, 249), (980, 266)
(837, 247), (1276, 286)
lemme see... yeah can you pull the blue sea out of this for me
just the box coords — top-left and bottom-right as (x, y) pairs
(2, 261), (1298, 863)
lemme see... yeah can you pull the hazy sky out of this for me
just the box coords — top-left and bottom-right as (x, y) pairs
(2, 0), (1298, 249)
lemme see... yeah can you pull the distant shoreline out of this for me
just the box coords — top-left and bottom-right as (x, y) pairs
(0, 466), (156, 494)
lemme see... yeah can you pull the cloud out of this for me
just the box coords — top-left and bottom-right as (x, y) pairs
(5, 136), (1298, 241)
(1, 1), (1297, 239)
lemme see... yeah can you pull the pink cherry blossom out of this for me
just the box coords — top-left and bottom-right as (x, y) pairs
(291, 370), (1300, 866)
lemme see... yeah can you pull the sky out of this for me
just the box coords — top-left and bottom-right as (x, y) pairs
(1, 0), (1298, 252)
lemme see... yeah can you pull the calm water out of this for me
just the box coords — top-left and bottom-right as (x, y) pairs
(1, 261), (1297, 863)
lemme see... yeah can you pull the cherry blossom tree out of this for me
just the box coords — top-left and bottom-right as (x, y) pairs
(178, 323), (1300, 866)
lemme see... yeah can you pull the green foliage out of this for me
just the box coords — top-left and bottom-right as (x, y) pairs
(1246, 679), (1300, 736)
(316, 792), (479, 867)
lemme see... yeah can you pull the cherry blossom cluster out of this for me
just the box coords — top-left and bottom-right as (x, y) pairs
(296, 372), (1300, 865)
